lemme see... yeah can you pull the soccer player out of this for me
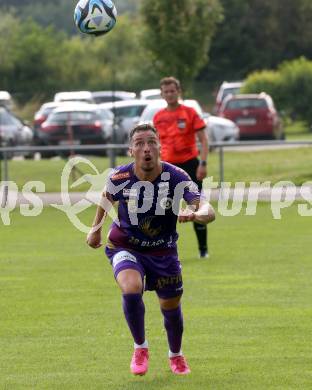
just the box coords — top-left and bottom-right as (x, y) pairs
(87, 124), (215, 376)
(153, 76), (210, 258)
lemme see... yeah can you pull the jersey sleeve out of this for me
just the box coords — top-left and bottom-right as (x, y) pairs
(105, 172), (120, 201)
(191, 108), (206, 132)
(183, 180), (202, 204)
(105, 167), (131, 202)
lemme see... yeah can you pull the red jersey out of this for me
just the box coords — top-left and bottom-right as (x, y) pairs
(153, 104), (206, 164)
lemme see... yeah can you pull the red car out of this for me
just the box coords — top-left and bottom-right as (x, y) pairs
(219, 93), (284, 139)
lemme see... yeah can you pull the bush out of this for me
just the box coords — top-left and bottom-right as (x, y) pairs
(242, 57), (312, 125)
(278, 57), (312, 123)
(242, 70), (284, 110)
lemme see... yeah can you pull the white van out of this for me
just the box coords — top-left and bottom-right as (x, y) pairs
(53, 91), (94, 104)
(214, 81), (243, 114)
(139, 89), (162, 100)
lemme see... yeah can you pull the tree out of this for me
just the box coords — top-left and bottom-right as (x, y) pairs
(0, 10), (160, 101)
(114, 0), (143, 14)
(88, 14), (160, 91)
(200, 0), (312, 85)
(140, 0), (223, 91)
(242, 57), (312, 124)
(59, 14), (159, 93)
(0, 15), (66, 102)
(0, 0), (144, 35)
(22, 0), (78, 35)
(0, 13), (19, 89)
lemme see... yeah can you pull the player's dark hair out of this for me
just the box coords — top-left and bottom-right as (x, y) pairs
(129, 123), (158, 142)
(160, 76), (181, 90)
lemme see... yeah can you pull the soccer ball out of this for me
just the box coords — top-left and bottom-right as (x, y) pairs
(74, 0), (117, 36)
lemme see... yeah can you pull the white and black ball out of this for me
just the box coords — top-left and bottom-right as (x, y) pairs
(74, 0), (117, 36)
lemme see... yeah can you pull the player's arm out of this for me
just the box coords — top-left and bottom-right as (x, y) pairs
(86, 192), (115, 249)
(178, 199), (215, 225)
(196, 129), (209, 181)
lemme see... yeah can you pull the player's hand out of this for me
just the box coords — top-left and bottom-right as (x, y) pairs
(86, 229), (102, 249)
(178, 208), (196, 223)
(196, 165), (207, 181)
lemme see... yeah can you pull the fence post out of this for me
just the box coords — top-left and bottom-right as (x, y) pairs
(1, 147), (9, 208)
(219, 146), (224, 187)
(109, 147), (116, 168)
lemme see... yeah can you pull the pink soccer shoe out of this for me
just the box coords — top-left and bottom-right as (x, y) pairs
(130, 348), (149, 375)
(169, 355), (191, 375)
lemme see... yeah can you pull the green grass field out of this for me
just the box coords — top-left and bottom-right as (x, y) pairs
(4, 146), (312, 192)
(1, 204), (311, 389)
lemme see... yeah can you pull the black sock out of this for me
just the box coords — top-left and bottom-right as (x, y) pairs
(193, 222), (207, 252)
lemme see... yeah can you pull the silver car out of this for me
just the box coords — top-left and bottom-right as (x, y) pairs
(203, 112), (239, 143)
(0, 107), (33, 157)
(100, 99), (150, 143)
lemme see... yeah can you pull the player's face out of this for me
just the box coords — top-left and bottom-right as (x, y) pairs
(161, 83), (180, 105)
(130, 130), (160, 172)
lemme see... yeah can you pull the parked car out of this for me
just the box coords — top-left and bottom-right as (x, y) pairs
(34, 101), (67, 134)
(138, 99), (239, 145)
(139, 89), (162, 100)
(33, 101), (88, 134)
(213, 81), (243, 114)
(54, 91), (94, 104)
(37, 104), (114, 156)
(203, 113), (239, 144)
(0, 91), (14, 110)
(0, 106), (33, 158)
(219, 93), (284, 139)
(100, 99), (150, 141)
(92, 90), (136, 104)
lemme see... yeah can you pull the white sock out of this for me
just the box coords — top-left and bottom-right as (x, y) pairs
(169, 350), (183, 358)
(134, 340), (148, 349)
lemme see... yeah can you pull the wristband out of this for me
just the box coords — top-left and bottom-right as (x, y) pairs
(199, 160), (207, 167)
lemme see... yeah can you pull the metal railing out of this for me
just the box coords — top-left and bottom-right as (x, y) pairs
(0, 143), (126, 177)
(1, 140), (312, 186)
(211, 140), (312, 185)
